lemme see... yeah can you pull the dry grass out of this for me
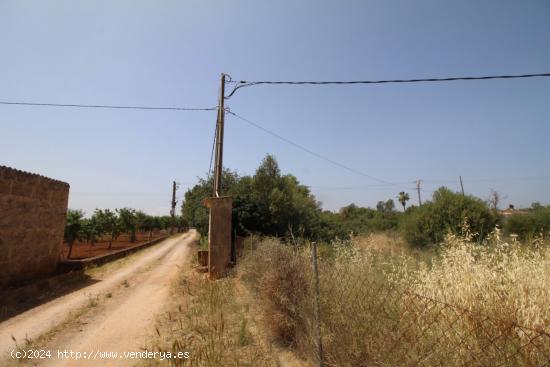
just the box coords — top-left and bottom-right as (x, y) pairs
(143, 265), (277, 367)
(238, 232), (550, 366)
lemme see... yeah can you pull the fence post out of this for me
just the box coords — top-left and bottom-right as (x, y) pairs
(311, 241), (324, 367)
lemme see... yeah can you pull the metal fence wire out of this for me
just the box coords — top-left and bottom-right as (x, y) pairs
(304, 242), (550, 367)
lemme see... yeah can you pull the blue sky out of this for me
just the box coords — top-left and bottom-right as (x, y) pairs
(1, 0), (549, 215)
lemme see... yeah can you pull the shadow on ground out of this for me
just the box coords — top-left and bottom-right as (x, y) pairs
(0, 272), (100, 323)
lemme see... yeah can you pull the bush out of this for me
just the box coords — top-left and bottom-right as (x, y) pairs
(400, 187), (499, 247)
(504, 205), (550, 239)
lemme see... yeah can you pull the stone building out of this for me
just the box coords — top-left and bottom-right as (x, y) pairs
(0, 166), (69, 287)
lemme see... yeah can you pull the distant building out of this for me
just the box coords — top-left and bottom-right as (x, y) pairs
(500, 204), (529, 217)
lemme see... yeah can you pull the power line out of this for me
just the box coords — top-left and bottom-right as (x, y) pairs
(422, 175), (550, 184)
(0, 100), (217, 111)
(309, 185), (417, 191)
(227, 110), (407, 187)
(226, 72), (550, 98)
(208, 118), (218, 178)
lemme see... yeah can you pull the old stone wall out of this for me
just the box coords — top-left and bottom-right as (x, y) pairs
(0, 166), (69, 287)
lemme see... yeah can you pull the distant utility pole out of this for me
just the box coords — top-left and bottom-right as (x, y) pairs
(170, 181), (178, 234)
(213, 73), (227, 197)
(416, 180), (422, 206)
(459, 175), (465, 195)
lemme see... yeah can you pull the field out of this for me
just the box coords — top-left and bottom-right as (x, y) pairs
(61, 231), (168, 260)
(237, 231), (550, 366)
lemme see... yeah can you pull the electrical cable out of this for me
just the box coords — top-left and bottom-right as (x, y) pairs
(226, 109), (410, 188)
(208, 119), (217, 178)
(226, 72), (550, 98)
(0, 101), (217, 111)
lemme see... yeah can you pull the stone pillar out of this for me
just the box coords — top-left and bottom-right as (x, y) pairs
(203, 196), (233, 279)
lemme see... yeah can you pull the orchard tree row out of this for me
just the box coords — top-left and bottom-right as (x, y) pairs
(64, 208), (187, 258)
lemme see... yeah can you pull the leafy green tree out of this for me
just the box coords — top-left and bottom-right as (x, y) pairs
(140, 215), (157, 239)
(377, 199), (395, 214)
(400, 187), (499, 247)
(94, 209), (119, 249)
(134, 210), (148, 237)
(174, 215), (188, 233)
(81, 216), (102, 245)
(337, 202), (399, 235)
(181, 155), (320, 239)
(117, 208), (137, 242)
(65, 209), (84, 259)
(157, 216), (172, 231)
(397, 192), (410, 211)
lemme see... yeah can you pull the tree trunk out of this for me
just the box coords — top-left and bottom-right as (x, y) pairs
(67, 242), (74, 259)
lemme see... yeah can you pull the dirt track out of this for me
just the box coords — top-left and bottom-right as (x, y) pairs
(0, 231), (196, 366)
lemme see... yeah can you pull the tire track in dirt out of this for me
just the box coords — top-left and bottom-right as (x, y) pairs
(0, 231), (196, 365)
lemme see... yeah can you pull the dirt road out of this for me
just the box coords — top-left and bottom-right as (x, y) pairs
(0, 231), (196, 366)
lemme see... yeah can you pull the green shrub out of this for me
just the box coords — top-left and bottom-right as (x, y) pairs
(504, 205), (550, 239)
(400, 187), (499, 247)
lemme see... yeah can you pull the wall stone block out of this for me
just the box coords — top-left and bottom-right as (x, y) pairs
(0, 166), (69, 287)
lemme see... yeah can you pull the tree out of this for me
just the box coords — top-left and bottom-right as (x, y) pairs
(81, 216), (102, 246)
(134, 210), (148, 237)
(400, 187), (499, 246)
(94, 209), (119, 248)
(487, 189), (500, 211)
(181, 154), (320, 239)
(376, 199), (395, 214)
(117, 208), (137, 242)
(397, 192), (410, 211)
(141, 215), (156, 240)
(64, 209), (84, 259)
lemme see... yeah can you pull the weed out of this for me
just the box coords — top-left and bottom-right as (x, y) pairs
(238, 314), (249, 346)
(239, 233), (550, 366)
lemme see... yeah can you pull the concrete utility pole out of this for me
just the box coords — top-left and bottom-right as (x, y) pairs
(459, 175), (465, 195)
(213, 73), (226, 197)
(416, 179), (423, 206)
(170, 181), (177, 234)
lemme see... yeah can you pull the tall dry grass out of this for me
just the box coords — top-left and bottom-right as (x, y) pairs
(238, 232), (550, 366)
(145, 269), (276, 367)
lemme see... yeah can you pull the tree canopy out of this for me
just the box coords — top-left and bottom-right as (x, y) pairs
(181, 154), (321, 239)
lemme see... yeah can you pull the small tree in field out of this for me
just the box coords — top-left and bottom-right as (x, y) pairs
(65, 209), (84, 259)
(117, 208), (137, 242)
(94, 209), (119, 249)
(82, 215), (103, 246)
(397, 192), (410, 211)
(141, 214), (157, 240)
(134, 210), (148, 239)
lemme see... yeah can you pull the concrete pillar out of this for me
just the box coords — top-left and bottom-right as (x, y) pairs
(203, 196), (233, 279)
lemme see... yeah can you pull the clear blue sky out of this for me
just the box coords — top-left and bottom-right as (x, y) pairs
(1, 0), (549, 215)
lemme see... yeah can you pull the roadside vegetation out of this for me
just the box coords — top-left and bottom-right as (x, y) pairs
(182, 154), (550, 247)
(178, 154), (550, 365)
(144, 251), (278, 367)
(238, 233), (550, 366)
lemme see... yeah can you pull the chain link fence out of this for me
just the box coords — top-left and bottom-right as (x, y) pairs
(308, 242), (550, 367)
(239, 238), (550, 367)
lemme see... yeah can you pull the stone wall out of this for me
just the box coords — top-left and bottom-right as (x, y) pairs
(0, 166), (69, 287)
